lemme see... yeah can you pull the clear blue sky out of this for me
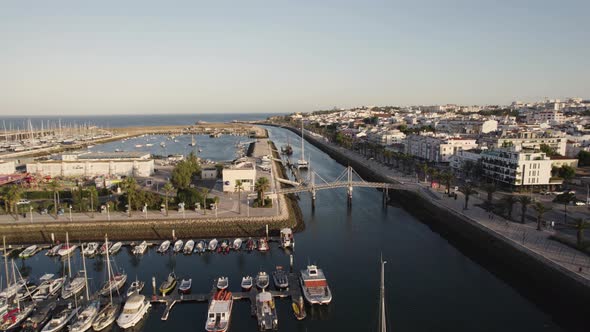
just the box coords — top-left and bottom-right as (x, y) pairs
(1, 0), (588, 115)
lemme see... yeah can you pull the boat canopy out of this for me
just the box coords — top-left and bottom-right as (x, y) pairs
(124, 294), (145, 310)
(257, 292), (272, 302)
(40, 273), (55, 281)
(280, 228), (292, 235)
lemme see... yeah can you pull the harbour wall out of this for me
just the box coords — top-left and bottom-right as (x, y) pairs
(262, 122), (590, 331)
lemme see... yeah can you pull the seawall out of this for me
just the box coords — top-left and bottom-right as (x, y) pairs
(262, 122), (590, 331)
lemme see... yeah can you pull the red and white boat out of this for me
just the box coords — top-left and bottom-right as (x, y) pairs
(57, 244), (77, 257)
(257, 238), (269, 252)
(205, 289), (233, 332)
(300, 265), (332, 305)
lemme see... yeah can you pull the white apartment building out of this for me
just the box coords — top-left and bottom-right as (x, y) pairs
(495, 130), (567, 156)
(481, 148), (561, 187)
(525, 110), (565, 124)
(436, 119), (498, 134)
(404, 134), (478, 163)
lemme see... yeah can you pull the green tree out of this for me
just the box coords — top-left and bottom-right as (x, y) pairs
(459, 184), (476, 210)
(201, 187), (209, 214)
(539, 143), (560, 157)
(5, 185), (23, 219)
(47, 180), (61, 218)
(255, 177), (271, 207)
(501, 195), (517, 221)
(87, 186), (98, 218)
(420, 163), (429, 182)
(532, 202), (551, 231)
(235, 180), (244, 214)
(171, 161), (193, 190)
(558, 165), (576, 183)
(162, 182), (174, 216)
(577, 151), (590, 167)
(439, 171), (454, 194)
(517, 195), (532, 224)
(553, 192), (576, 224)
(121, 177), (137, 217)
(482, 183), (496, 207)
(571, 218), (590, 248)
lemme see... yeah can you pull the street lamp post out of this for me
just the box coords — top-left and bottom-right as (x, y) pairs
(144, 203), (148, 219)
(107, 203), (110, 221)
(68, 205), (72, 221)
(29, 205), (33, 223)
(247, 198), (250, 217)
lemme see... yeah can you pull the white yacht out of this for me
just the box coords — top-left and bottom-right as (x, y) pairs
(132, 241), (148, 255)
(183, 240), (195, 254)
(157, 240), (171, 253)
(300, 265), (332, 305)
(116, 293), (151, 329)
(82, 242), (99, 256)
(61, 273), (86, 299)
(205, 290), (233, 332)
(41, 305), (80, 332)
(57, 244), (77, 257)
(173, 240), (183, 253)
(297, 120), (309, 169)
(255, 291), (278, 331)
(32, 274), (64, 301)
(280, 228), (294, 248)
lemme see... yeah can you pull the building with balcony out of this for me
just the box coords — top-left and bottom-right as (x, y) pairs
(404, 134), (478, 163)
(481, 148), (560, 188)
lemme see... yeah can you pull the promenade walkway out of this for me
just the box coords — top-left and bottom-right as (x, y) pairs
(319, 137), (590, 282)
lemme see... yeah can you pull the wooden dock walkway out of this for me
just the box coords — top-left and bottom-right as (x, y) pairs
(150, 273), (302, 321)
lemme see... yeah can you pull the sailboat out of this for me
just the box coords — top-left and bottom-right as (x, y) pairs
(61, 234), (85, 300)
(98, 236), (127, 297)
(297, 120), (309, 169)
(92, 235), (121, 331)
(378, 255), (388, 332)
(189, 134), (196, 147)
(0, 237), (26, 299)
(0, 260), (35, 331)
(68, 244), (100, 332)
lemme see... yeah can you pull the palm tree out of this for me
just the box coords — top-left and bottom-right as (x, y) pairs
(47, 180), (61, 218)
(235, 180), (244, 214)
(5, 185), (22, 219)
(87, 186), (97, 218)
(501, 195), (517, 221)
(427, 168), (438, 188)
(121, 177), (137, 217)
(201, 187), (209, 214)
(571, 218), (590, 248)
(162, 182), (174, 216)
(459, 184), (477, 210)
(554, 192), (575, 224)
(517, 195), (532, 224)
(482, 184), (496, 206)
(420, 163), (429, 182)
(532, 202), (551, 231)
(255, 177), (271, 207)
(437, 171), (453, 194)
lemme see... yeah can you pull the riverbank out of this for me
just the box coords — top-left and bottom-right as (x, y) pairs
(262, 122), (590, 331)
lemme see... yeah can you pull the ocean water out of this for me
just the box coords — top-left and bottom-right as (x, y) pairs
(0, 113), (283, 130)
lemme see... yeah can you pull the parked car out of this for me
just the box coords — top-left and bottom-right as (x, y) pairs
(16, 199), (30, 205)
(574, 201), (586, 206)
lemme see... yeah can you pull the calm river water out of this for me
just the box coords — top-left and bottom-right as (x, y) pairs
(8, 126), (564, 331)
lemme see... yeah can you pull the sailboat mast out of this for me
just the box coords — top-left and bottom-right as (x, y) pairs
(81, 243), (89, 301)
(105, 234), (113, 304)
(379, 255), (387, 332)
(3, 236), (9, 285)
(66, 232), (72, 278)
(301, 120), (304, 159)
(11, 260), (18, 307)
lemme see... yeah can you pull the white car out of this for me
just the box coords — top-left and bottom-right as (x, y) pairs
(574, 201), (586, 206)
(16, 199), (31, 205)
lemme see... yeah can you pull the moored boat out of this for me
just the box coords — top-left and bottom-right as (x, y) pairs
(19, 245), (38, 259)
(255, 291), (278, 331)
(205, 289), (233, 332)
(0, 302), (35, 331)
(82, 243), (99, 257)
(159, 273), (177, 296)
(46, 244), (62, 257)
(40, 305), (80, 332)
(256, 272), (269, 290)
(196, 240), (206, 253)
(300, 265), (332, 305)
(91, 303), (119, 332)
(109, 242), (122, 255)
(173, 240), (183, 253)
(240, 276), (253, 290)
(232, 238), (242, 251)
(245, 238), (256, 251)
(21, 302), (56, 332)
(216, 277), (228, 290)
(272, 266), (289, 289)
(68, 300), (100, 332)
(257, 238), (269, 252)
(183, 240), (194, 255)
(208, 239), (218, 251)
(98, 241), (111, 255)
(61, 273), (86, 299)
(57, 245), (77, 257)
(178, 278), (192, 294)
(132, 241), (147, 255)
(116, 294), (150, 329)
(219, 240), (230, 253)
(291, 295), (307, 321)
(157, 240), (170, 253)
(31, 275), (64, 301)
(98, 273), (127, 297)
(280, 228), (294, 248)
(126, 279), (145, 297)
